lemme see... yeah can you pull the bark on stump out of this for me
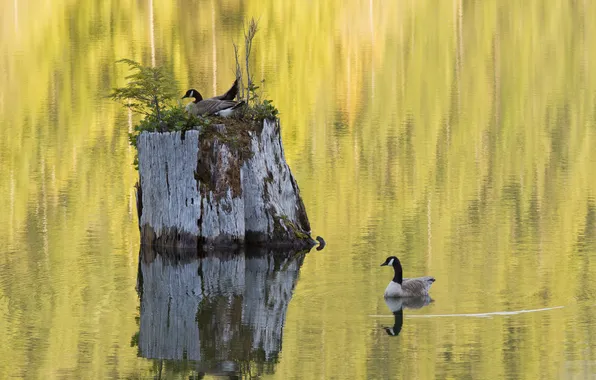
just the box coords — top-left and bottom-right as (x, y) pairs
(136, 118), (314, 249)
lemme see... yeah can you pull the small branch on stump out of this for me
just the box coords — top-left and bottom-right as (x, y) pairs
(243, 18), (259, 104)
(233, 43), (244, 101)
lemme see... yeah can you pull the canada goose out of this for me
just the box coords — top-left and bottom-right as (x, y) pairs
(181, 89), (245, 117)
(383, 296), (433, 336)
(380, 256), (435, 298)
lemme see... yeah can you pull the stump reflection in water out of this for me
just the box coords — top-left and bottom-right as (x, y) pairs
(135, 245), (308, 378)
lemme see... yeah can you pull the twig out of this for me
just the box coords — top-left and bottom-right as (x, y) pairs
(243, 17), (259, 104)
(233, 42), (244, 101)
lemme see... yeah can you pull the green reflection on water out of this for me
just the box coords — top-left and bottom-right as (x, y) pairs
(1, 0), (596, 379)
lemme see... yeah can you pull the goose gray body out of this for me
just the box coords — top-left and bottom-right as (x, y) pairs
(384, 277), (435, 298)
(381, 256), (435, 298)
(184, 98), (244, 117)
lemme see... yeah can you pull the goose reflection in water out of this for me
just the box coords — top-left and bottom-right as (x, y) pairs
(383, 296), (433, 337)
(134, 245), (309, 379)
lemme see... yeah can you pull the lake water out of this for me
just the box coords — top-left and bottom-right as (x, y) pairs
(1, 1), (596, 379)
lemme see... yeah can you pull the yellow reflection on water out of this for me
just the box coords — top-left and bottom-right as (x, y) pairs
(1, 0), (596, 378)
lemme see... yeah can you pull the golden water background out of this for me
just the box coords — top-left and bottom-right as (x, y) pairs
(1, 0), (596, 378)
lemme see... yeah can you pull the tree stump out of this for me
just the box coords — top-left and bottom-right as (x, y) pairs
(136, 119), (315, 249)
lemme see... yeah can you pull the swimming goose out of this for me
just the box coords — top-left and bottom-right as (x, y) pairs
(380, 256), (435, 298)
(383, 295), (433, 336)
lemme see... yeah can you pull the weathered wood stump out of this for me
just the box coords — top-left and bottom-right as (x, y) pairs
(136, 118), (315, 249)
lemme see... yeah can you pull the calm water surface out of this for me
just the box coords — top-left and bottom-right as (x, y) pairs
(1, 1), (596, 379)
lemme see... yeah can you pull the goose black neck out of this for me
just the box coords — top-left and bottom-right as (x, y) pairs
(192, 91), (203, 103)
(392, 260), (403, 284)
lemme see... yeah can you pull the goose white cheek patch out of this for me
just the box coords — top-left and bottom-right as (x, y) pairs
(388, 258), (394, 266)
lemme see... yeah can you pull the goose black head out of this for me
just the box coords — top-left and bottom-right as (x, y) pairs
(380, 256), (400, 267)
(380, 256), (403, 284)
(181, 89), (203, 102)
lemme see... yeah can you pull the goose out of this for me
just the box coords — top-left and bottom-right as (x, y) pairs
(380, 256), (435, 298)
(182, 89), (245, 117)
(383, 295), (433, 336)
